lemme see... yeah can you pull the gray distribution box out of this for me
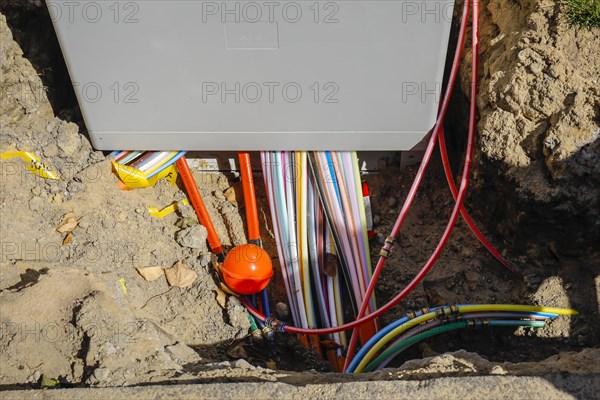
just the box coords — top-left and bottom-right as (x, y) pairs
(47, 0), (454, 150)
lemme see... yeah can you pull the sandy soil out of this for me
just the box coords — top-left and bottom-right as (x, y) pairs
(1, 1), (599, 395)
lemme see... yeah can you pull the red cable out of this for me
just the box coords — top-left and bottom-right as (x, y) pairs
(341, 0), (472, 370)
(437, 128), (524, 278)
(242, 0), (480, 339)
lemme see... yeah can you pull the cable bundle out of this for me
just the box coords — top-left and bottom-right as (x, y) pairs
(111, 150), (186, 180)
(240, 1), (579, 375)
(261, 151), (377, 366)
(103, 0), (577, 374)
(346, 304), (576, 373)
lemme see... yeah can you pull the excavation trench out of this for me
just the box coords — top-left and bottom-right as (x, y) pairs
(0, 1), (598, 393)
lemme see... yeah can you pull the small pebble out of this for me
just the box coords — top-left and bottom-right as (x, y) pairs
(275, 302), (290, 320)
(67, 180), (85, 194)
(29, 197), (45, 212)
(43, 143), (59, 158)
(93, 367), (110, 381)
(176, 225), (209, 251)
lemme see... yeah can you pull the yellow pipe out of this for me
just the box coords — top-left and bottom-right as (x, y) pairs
(353, 304), (576, 373)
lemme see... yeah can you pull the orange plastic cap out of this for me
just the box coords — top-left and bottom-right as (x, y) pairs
(221, 244), (273, 295)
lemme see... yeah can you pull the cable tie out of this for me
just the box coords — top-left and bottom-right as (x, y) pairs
(251, 329), (264, 342)
(379, 249), (390, 258)
(406, 310), (416, 320)
(379, 236), (396, 258)
(421, 307), (430, 315)
(435, 308), (445, 319)
(450, 304), (460, 315)
(248, 238), (262, 247)
(265, 317), (286, 333)
(262, 326), (275, 340)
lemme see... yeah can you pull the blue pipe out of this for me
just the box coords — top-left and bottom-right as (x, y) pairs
(346, 306), (557, 373)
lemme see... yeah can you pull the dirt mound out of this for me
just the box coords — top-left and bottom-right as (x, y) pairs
(462, 0), (599, 257)
(1, 13), (249, 387)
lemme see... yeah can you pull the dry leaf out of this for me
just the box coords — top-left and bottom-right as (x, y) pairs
(219, 282), (237, 296)
(62, 232), (74, 245)
(57, 212), (79, 234)
(224, 181), (243, 207)
(164, 261), (197, 288)
(136, 266), (165, 282)
(215, 288), (228, 308)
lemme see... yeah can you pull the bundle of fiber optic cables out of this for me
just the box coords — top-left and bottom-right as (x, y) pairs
(345, 304), (576, 373)
(111, 150), (186, 186)
(261, 151), (378, 368)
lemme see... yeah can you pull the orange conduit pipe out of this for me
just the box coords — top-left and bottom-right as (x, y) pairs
(238, 152), (261, 244)
(176, 156), (225, 260)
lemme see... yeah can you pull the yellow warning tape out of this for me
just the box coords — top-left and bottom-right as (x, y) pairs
(118, 278), (127, 295)
(147, 199), (189, 218)
(112, 162), (178, 189)
(0, 151), (60, 180)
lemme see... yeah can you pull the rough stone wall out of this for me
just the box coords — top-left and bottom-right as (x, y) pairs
(473, 0), (599, 202)
(458, 0), (599, 255)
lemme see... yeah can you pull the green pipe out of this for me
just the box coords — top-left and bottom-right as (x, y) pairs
(363, 320), (545, 372)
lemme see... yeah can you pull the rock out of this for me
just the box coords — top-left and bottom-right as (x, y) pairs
(56, 122), (81, 156)
(100, 342), (117, 356)
(233, 359), (254, 369)
(89, 151), (105, 162)
(66, 180), (85, 194)
(28, 196), (45, 212)
(175, 225), (209, 251)
(199, 254), (212, 267)
(178, 202), (196, 219)
(165, 342), (201, 364)
(214, 190), (226, 201)
(529, 62), (543, 74)
(42, 142), (59, 157)
(93, 367), (110, 381)
(101, 218), (116, 229)
(275, 302), (290, 320)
